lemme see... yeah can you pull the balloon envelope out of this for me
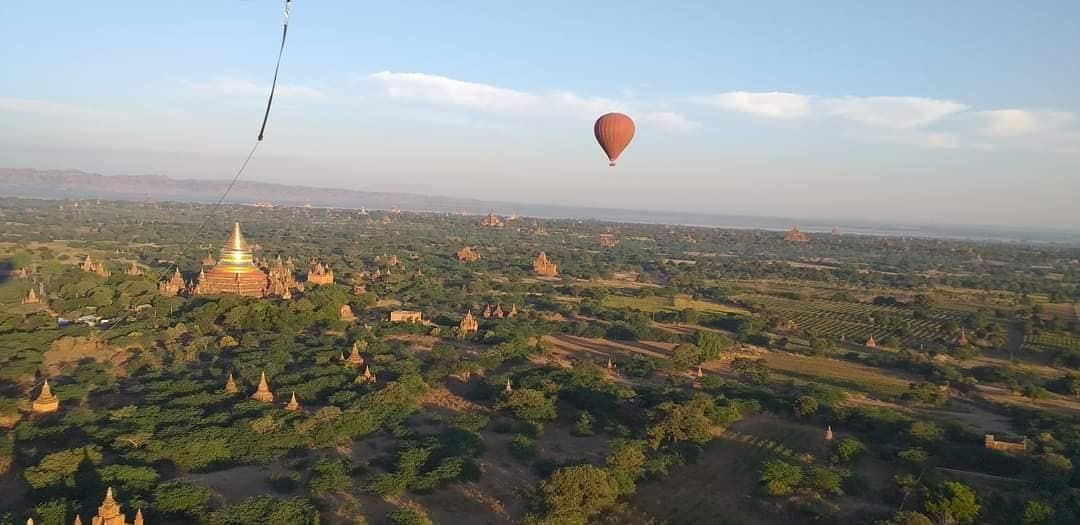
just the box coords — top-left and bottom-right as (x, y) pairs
(594, 113), (635, 166)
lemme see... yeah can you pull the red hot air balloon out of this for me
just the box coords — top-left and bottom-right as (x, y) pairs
(594, 113), (635, 167)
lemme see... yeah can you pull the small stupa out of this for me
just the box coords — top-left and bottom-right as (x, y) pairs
(340, 304), (356, 322)
(285, 391), (300, 411)
(360, 366), (376, 384)
(865, 335), (876, 348)
(89, 487), (133, 525)
(32, 379), (60, 414)
(508, 304), (518, 317)
(504, 378), (513, 394)
(825, 425), (834, 441)
(251, 372), (274, 403)
(22, 288), (40, 305)
(225, 372), (239, 394)
(606, 357), (616, 370)
(493, 304), (505, 319)
(695, 365), (704, 378)
(957, 328), (969, 346)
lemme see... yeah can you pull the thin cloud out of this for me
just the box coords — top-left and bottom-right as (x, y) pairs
(689, 91), (812, 119)
(368, 70), (696, 132)
(977, 108), (1075, 138)
(0, 96), (117, 120)
(821, 96), (968, 129)
(183, 78), (327, 101)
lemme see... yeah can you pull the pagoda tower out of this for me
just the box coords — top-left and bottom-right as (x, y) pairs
(508, 304), (518, 317)
(865, 335), (877, 349)
(285, 391), (300, 411)
(158, 270), (186, 297)
(359, 366), (376, 384)
(493, 304), (505, 319)
(784, 226), (810, 243)
(504, 378), (513, 394)
(957, 328), (969, 346)
(455, 246), (480, 262)
(459, 310), (479, 334)
(195, 223), (269, 297)
(251, 372), (274, 403)
(31, 379), (60, 414)
(225, 372), (239, 394)
(482, 304), (493, 319)
(348, 343), (365, 367)
(88, 487), (139, 525)
(125, 263), (143, 276)
(22, 288), (39, 305)
(532, 252), (558, 277)
(825, 425), (834, 441)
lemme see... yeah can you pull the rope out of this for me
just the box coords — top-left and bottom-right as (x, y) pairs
(28, 0), (295, 392)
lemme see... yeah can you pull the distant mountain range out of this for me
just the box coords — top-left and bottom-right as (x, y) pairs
(1, 168), (1076, 244)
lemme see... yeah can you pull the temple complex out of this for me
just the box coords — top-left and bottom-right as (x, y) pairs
(599, 233), (618, 247)
(785, 226), (810, 243)
(306, 260), (334, 286)
(285, 392), (300, 411)
(225, 372), (239, 394)
(340, 304), (356, 322)
(195, 223), (269, 297)
(158, 270), (186, 297)
(984, 434), (1026, 454)
(251, 372), (274, 403)
(532, 252), (558, 277)
(459, 311), (478, 334)
(32, 379), (60, 414)
(865, 335), (877, 349)
(79, 487), (142, 525)
(479, 212), (504, 228)
(124, 263), (143, 276)
(456, 247), (481, 262)
(266, 256), (301, 298)
(389, 310), (422, 323)
(80, 255), (111, 277)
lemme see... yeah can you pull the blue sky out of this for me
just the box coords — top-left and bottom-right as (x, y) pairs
(2, 1), (1078, 228)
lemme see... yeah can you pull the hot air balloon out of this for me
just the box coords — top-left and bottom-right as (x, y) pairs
(594, 113), (635, 167)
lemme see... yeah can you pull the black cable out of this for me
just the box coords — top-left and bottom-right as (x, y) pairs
(259, 0), (291, 141)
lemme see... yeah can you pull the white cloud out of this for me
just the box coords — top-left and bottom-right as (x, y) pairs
(977, 109), (1074, 138)
(820, 96), (968, 128)
(0, 96), (116, 119)
(690, 91), (812, 119)
(638, 111), (700, 132)
(183, 78), (327, 101)
(368, 70), (694, 132)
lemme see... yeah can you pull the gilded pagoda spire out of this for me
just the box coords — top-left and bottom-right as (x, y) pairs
(285, 391), (300, 411)
(133, 509), (144, 525)
(32, 379), (60, 414)
(225, 372), (239, 394)
(504, 378), (513, 394)
(251, 371), (274, 403)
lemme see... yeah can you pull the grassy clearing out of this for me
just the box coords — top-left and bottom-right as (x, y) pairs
(761, 352), (913, 398)
(602, 293), (747, 315)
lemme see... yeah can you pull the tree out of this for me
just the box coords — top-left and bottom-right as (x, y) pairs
(646, 395), (715, 449)
(831, 438), (866, 465)
(695, 331), (732, 360)
(572, 412), (595, 436)
(731, 357), (770, 384)
(154, 480), (212, 517)
(23, 446), (102, 489)
(308, 458), (351, 495)
(908, 421), (943, 444)
(496, 388), (557, 423)
(536, 465), (619, 524)
(793, 395), (819, 417)
(606, 440), (647, 495)
(760, 459), (803, 496)
(1022, 500), (1053, 525)
(877, 511), (933, 525)
(671, 344), (703, 368)
(924, 482), (980, 525)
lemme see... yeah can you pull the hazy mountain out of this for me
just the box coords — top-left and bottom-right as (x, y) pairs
(1, 168), (1075, 244)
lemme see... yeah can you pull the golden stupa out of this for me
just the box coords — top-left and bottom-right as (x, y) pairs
(196, 223), (268, 297)
(251, 371), (274, 403)
(32, 379), (60, 414)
